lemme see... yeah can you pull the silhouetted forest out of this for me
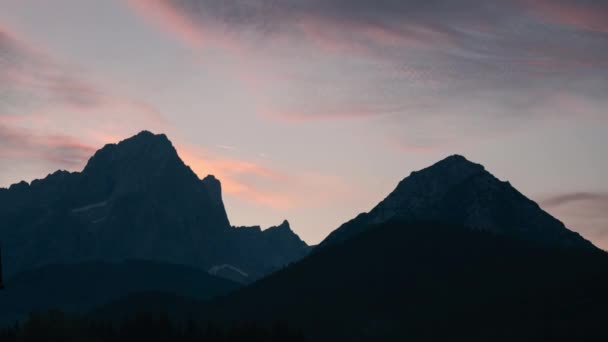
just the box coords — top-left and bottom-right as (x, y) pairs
(0, 311), (305, 342)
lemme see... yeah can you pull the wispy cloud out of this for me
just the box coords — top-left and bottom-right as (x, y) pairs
(540, 192), (608, 209)
(177, 144), (294, 209)
(124, 0), (608, 125)
(540, 191), (608, 250)
(0, 25), (105, 112)
(177, 143), (355, 210)
(0, 23), (167, 123)
(524, 0), (608, 33)
(126, 0), (206, 48)
(0, 124), (97, 168)
(215, 144), (237, 151)
(0, 21), (170, 185)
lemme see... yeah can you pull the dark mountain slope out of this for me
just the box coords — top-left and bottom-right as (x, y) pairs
(14, 152), (606, 341)
(320, 155), (595, 250)
(0, 260), (238, 327)
(0, 131), (310, 280)
(220, 220), (311, 281)
(202, 221), (608, 341)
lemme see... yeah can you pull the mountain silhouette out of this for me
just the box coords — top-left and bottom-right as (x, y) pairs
(0, 131), (309, 281)
(82, 157), (608, 340)
(0, 260), (238, 327)
(195, 220), (608, 341)
(0, 244), (4, 290)
(90, 223), (608, 341)
(320, 155), (595, 250)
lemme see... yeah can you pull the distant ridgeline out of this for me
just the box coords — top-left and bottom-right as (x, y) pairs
(319, 155), (596, 251)
(0, 244), (4, 290)
(92, 155), (606, 341)
(0, 131), (310, 282)
(1, 134), (607, 340)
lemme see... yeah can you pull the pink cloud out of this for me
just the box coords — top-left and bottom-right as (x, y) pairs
(0, 21), (174, 190)
(1, 25), (108, 110)
(525, 0), (608, 33)
(176, 145), (294, 209)
(540, 192), (608, 208)
(126, 0), (206, 48)
(175, 142), (356, 210)
(265, 108), (387, 123)
(539, 191), (608, 250)
(0, 124), (97, 168)
(125, 0), (252, 55)
(387, 139), (437, 154)
(119, 0), (608, 128)
(1, 21), (168, 137)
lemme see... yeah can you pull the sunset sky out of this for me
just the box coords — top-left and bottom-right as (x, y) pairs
(1, 0), (607, 248)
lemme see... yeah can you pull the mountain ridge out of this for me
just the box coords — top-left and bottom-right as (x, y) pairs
(100, 220), (608, 341)
(0, 131), (310, 280)
(320, 154), (595, 250)
(0, 259), (239, 326)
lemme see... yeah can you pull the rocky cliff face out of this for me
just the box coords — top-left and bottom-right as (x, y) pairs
(0, 131), (309, 280)
(221, 220), (311, 281)
(320, 155), (596, 250)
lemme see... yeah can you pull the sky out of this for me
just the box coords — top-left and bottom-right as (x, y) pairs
(1, 0), (607, 248)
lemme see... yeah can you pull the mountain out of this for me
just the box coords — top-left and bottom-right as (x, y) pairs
(0, 131), (310, 280)
(199, 221), (608, 341)
(223, 220), (311, 281)
(0, 260), (238, 327)
(320, 155), (595, 250)
(82, 156), (608, 340)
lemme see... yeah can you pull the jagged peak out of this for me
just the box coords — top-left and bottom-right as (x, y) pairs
(201, 175), (224, 206)
(202, 174), (220, 184)
(264, 220), (298, 236)
(426, 154), (484, 172)
(114, 130), (173, 151)
(397, 154), (487, 193)
(271, 220), (291, 231)
(8, 180), (29, 191)
(128, 130), (170, 142)
(263, 220), (309, 247)
(30, 170), (73, 187)
(83, 130), (178, 173)
(441, 154), (470, 165)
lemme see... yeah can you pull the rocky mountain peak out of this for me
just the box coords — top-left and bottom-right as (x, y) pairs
(397, 155), (485, 193)
(320, 155), (596, 250)
(264, 220), (294, 234)
(0, 131), (310, 280)
(201, 175), (223, 206)
(83, 130), (178, 173)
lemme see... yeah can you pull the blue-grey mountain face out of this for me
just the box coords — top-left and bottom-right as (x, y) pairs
(0, 131), (309, 280)
(321, 155), (596, 250)
(0, 259), (238, 326)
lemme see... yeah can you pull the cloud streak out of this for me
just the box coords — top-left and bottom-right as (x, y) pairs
(125, 0), (608, 126)
(177, 143), (355, 210)
(0, 124), (97, 168)
(540, 191), (608, 250)
(0, 23), (167, 124)
(0, 25), (105, 112)
(524, 0), (608, 33)
(540, 192), (608, 209)
(0, 21), (170, 186)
